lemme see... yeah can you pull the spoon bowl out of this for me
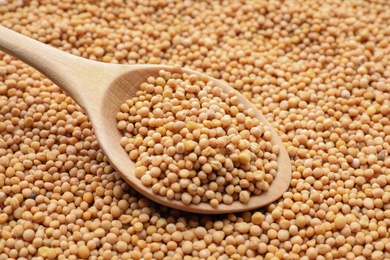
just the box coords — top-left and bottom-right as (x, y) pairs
(0, 26), (291, 214)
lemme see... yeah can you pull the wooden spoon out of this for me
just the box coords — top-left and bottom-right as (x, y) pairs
(0, 26), (291, 214)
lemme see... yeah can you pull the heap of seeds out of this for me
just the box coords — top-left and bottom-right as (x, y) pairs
(117, 65), (279, 207)
(0, 0), (390, 259)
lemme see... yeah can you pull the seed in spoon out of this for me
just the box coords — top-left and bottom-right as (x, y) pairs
(116, 65), (280, 207)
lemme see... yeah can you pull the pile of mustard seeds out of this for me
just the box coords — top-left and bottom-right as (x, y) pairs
(117, 66), (279, 207)
(0, 0), (390, 259)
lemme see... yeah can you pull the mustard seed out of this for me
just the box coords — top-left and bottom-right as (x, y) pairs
(78, 245), (90, 259)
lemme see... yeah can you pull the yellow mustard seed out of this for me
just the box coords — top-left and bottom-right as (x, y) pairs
(78, 245), (90, 259)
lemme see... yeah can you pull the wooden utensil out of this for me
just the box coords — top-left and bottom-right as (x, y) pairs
(0, 26), (291, 214)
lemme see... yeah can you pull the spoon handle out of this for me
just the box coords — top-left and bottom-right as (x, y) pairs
(0, 26), (81, 86)
(0, 25), (110, 111)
